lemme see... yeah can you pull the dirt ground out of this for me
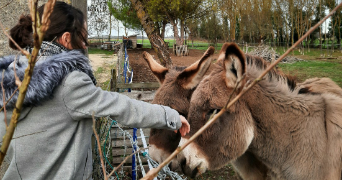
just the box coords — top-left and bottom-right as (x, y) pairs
(126, 48), (220, 83)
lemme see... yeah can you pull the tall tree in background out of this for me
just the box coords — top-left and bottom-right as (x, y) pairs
(129, 0), (172, 67)
(108, 0), (142, 36)
(88, 0), (114, 41)
(146, 0), (210, 46)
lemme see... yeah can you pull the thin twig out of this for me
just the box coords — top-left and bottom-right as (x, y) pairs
(141, 2), (342, 179)
(0, 0), (14, 10)
(13, 55), (22, 87)
(92, 112), (108, 180)
(0, 87), (19, 113)
(0, 130), (46, 143)
(0, 20), (29, 56)
(1, 70), (7, 127)
(223, 73), (245, 109)
(37, 36), (57, 62)
(108, 147), (148, 178)
(0, 0), (56, 167)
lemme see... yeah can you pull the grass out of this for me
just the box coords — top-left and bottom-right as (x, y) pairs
(88, 48), (115, 55)
(278, 59), (342, 87)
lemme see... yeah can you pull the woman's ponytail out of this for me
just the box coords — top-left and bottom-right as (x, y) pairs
(9, 15), (33, 50)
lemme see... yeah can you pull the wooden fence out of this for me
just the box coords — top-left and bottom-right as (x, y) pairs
(109, 43), (160, 178)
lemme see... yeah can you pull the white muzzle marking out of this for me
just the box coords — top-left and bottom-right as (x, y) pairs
(178, 138), (209, 175)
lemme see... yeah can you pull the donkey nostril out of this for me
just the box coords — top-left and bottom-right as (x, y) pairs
(180, 158), (186, 172)
(191, 166), (200, 178)
(168, 162), (172, 169)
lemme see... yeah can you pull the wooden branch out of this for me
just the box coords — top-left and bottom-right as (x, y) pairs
(0, 0), (56, 167)
(13, 56), (22, 87)
(0, 87), (19, 113)
(108, 147), (148, 178)
(0, 20), (29, 56)
(0, 0), (14, 10)
(92, 112), (108, 180)
(141, 2), (342, 179)
(1, 70), (7, 127)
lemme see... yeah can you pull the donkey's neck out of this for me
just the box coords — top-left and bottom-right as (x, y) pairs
(242, 74), (327, 179)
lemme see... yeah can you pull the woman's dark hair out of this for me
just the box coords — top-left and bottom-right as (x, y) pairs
(9, 1), (88, 50)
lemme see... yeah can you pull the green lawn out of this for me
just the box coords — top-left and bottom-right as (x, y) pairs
(88, 48), (114, 55)
(278, 59), (342, 87)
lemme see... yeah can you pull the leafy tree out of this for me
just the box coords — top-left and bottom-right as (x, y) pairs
(88, 0), (110, 38)
(108, 0), (142, 36)
(129, 0), (172, 67)
(146, 0), (211, 46)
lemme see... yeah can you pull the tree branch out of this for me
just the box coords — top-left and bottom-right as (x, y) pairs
(0, 0), (56, 167)
(92, 112), (108, 180)
(108, 147), (148, 178)
(1, 70), (7, 127)
(0, 20), (29, 56)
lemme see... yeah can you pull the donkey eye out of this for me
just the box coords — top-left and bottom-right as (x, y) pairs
(206, 109), (220, 118)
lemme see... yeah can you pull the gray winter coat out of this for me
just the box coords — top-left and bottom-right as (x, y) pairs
(0, 51), (181, 180)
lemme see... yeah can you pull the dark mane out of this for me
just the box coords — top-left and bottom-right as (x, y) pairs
(245, 54), (297, 91)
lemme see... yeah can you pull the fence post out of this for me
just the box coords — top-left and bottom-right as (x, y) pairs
(117, 43), (123, 84)
(110, 69), (117, 92)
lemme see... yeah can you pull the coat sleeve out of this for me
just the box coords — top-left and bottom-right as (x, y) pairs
(61, 71), (181, 130)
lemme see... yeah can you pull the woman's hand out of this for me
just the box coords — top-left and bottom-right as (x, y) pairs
(174, 115), (190, 137)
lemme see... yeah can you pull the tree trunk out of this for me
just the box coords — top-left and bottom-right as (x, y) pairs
(161, 20), (167, 40)
(180, 19), (185, 45)
(129, 0), (172, 67)
(166, 11), (182, 46)
(108, 13), (112, 41)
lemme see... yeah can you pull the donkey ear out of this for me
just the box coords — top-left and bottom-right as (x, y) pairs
(177, 46), (215, 89)
(143, 51), (168, 84)
(218, 43), (246, 88)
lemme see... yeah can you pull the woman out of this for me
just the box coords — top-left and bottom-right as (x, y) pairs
(0, 2), (189, 180)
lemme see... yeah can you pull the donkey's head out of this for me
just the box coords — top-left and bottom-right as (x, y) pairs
(143, 47), (215, 170)
(177, 43), (256, 177)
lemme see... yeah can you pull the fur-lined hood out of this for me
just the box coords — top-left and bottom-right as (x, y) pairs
(0, 50), (96, 109)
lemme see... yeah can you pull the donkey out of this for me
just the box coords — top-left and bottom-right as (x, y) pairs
(176, 42), (342, 179)
(142, 46), (215, 170)
(143, 47), (272, 179)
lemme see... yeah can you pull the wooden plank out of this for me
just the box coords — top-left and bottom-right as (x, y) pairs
(119, 91), (156, 102)
(110, 69), (117, 92)
(112, 146), (150, 156)
(112, 147), (135, 156)
(112, 139), (147, 147)
(110, 165), (150, 177)
(111, 128), (151, 139)
(112, 156), (149, 164)
(116, 82), (160, 89)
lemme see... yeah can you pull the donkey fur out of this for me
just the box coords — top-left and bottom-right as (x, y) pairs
(182, 43), (342, 180)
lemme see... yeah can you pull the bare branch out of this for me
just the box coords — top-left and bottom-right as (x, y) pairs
(0, 0), (14, 10)
(0, 20), (30, 56)
(92, 112), (108, 180)
(0, 130), (46, 143)
(141, 2), (342, 179)
(1, 70), (7, 127)
(108, 147), (148, 178)
(0, 0), (56, 166)
(0, 87), (19, 113)
(13, 55), (22, 87)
